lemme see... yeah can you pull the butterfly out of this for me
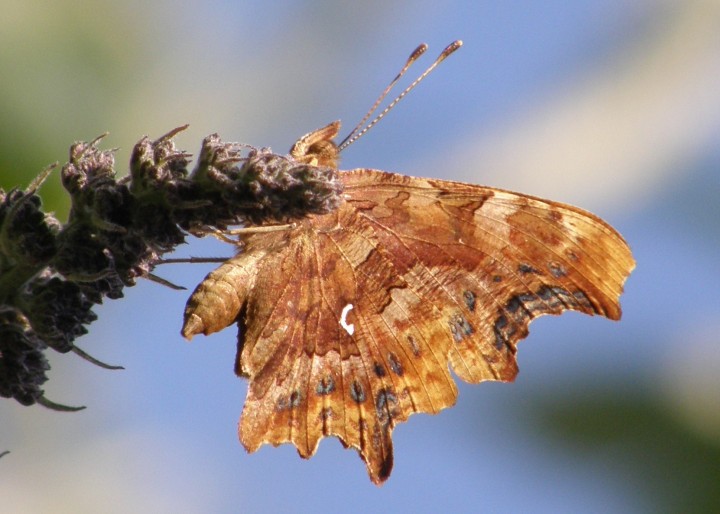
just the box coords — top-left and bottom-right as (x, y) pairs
(181, 42), (635, 485)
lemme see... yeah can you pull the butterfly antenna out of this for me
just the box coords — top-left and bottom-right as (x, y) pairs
(338, 40), (462, 151)
(338, 43), (428, 149)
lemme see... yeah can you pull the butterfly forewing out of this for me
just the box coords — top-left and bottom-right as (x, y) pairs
(341, 170), (634, 386)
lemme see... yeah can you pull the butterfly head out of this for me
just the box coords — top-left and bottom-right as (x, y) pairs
(289, 121), (341, 169)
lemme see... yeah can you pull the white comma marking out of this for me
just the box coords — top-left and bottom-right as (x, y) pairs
(340, 303), (355, 336)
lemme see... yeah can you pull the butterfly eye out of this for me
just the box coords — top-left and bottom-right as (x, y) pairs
(306, 140), (340, 168)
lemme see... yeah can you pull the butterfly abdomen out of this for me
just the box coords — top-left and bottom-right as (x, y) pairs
(181, 250), (266, 339)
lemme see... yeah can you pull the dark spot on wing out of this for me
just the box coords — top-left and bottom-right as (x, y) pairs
(449, 313), (474, 342)
(373, 362), (386, 378)
(547, 261), (568, 278)
(518, 263), (540, 275)
(493, 285), (599, 352)
(387, 352), (403, 376)
(375, 387), (399, 427)
(463, 290), (476, 311)
(406, 335), (421, 357)
(316, 376), (335, 396)
(277, 389), (303, 411)
(350, 379), (366, 403)
(319, 407), (334, 422)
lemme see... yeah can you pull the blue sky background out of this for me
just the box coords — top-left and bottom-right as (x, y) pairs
(2, 1), (719, 512)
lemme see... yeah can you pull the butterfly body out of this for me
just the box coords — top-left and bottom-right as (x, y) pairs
(182, 122), (635, 484)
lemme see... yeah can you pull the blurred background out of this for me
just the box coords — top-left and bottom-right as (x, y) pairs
(1, 0), (719, 512)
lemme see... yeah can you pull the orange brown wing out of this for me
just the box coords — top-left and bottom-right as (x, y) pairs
(182, 168), (635, 484)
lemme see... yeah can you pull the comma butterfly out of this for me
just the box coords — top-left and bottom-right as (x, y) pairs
(181, 41), (635, 484)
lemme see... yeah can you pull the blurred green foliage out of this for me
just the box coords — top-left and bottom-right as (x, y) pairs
(522, 384), (720, 513)
(0, 2), (140, 218)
